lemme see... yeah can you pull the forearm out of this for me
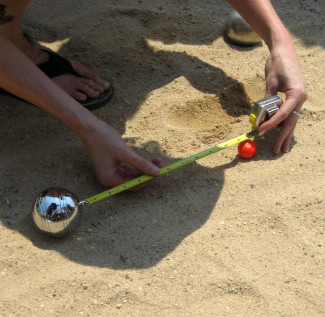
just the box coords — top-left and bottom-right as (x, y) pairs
(0, 30), (161, 185)
(226, 0), (291, 50)
(227, 1), (307, 155)
(0, 34), (100, 139)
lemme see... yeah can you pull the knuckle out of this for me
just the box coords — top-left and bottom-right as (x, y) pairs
(301, 89), (308, 102)
(278, 109), (290, 120)
(294, 86), (308, 102)
(134, 157), (148, 171)
(118, 148), (135, 164)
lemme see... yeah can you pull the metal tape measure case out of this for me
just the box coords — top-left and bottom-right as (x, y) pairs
(249, 96), (283, 128)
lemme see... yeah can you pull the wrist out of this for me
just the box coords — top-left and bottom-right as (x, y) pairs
(57, 102), (105, 142)
(266, 27), (292, 52)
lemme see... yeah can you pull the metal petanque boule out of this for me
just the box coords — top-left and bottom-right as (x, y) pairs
(225, 10), (262, 46)
(31, 130), (259, 238)
(31, 96), (282, 238)
(32, 187), (81, 237)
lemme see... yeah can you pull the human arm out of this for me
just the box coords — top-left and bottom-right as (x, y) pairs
(0, 34), (162, 187)
(226, 0), (307, 154)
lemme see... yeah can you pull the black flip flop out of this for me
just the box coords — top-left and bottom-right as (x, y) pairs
(0, 49), (114, 111)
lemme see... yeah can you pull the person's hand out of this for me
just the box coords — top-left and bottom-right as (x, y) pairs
(258, 42), (307, 154)
(80, 119), (163, 189)
(0, 32), (162, 189)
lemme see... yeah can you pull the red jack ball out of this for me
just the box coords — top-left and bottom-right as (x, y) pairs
(238, 140), (257, 158)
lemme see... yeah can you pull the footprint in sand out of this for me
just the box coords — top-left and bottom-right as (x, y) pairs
(163, 96), (235, 145)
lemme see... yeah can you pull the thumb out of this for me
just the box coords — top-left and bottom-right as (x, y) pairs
(126, 151), (161, 176)
(264, 78), (279, 99)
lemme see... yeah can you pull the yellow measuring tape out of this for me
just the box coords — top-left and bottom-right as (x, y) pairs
(80, 129), (258, 206)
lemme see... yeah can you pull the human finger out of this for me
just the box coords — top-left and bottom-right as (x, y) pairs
(271, 112), (298, 154)
(110, 158), (163, 191)
(127, 159), (163, 191)
(119, 150), (161, 178)
(258, 94), (301, 133)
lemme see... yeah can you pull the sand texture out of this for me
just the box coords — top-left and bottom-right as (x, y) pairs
(0, 1), (324, 316)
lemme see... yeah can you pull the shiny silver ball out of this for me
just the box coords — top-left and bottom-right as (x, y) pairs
(225, 11), (262, 46)
(32, 187), (81, 237)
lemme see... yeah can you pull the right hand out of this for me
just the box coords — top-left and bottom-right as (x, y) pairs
(258, 42), (307, 154)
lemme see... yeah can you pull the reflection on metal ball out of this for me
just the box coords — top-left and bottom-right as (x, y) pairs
(32, 187), (81, 237)
(225, 11), (262, 46)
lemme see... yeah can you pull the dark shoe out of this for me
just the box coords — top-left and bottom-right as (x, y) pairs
(0, 49), (114, 111)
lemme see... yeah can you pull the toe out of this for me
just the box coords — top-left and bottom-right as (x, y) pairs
(71, 91), (88, 101)
(78, 81), (101, 98)
(70, 60), (110, 90)
(51, 58), (111, 102)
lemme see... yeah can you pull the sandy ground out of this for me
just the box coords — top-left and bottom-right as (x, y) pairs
(1, 1), (325, 316)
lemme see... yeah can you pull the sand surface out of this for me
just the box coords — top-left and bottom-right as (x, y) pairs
(1, 1), (325, 316)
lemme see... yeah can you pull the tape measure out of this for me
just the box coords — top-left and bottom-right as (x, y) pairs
(79, 96), (282, 206)
(249, 95), (283, 128)
(80, 129), (258, 206)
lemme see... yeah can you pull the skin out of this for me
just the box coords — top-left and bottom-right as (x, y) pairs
(0, 1), (162, 189)
(227, 0), (308, 154)
(0, 0), (307, 188)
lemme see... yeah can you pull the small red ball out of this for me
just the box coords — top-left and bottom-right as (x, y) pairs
(238, 140), (257, 158)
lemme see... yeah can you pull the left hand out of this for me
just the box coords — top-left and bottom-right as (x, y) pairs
(79, 119), (164, 189)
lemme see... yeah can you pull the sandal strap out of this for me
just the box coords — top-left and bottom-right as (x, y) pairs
(38, 49), (80, 78)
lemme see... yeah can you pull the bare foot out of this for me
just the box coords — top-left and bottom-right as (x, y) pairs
(16, 33), (111, 102)
(51, 58), (110, 102)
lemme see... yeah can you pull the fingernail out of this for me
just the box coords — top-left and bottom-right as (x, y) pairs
(152, 165), (160, 175)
